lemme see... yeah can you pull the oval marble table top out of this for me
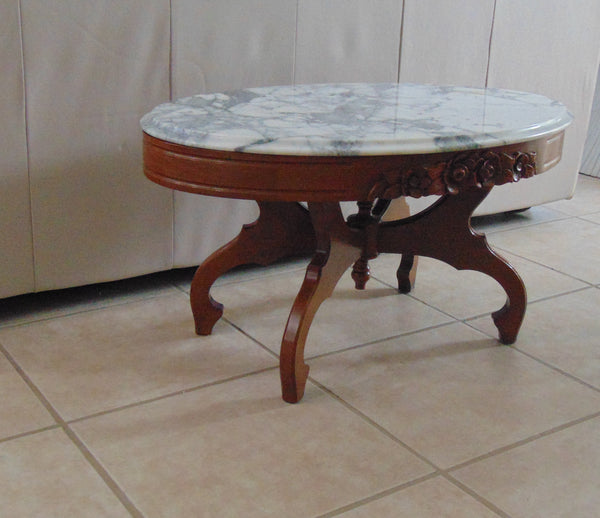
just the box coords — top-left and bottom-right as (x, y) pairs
(141, 83), (572, 156)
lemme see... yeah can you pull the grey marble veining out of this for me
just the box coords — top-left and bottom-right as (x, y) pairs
(141, 83), (572, 156)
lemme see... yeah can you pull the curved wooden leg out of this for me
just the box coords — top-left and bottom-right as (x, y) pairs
(190, 201), (315, 335)
(378, 188), (526, 344)
(280, 202), (362, 403)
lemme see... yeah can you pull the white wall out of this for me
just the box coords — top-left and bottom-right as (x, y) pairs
(0, 1), (34, 297)
(20, 0), (173, 292)
(482, 0), (600, 212)
(2, 0), (599, 297)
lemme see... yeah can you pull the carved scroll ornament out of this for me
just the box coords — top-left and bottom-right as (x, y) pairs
(368, 150), (537, 200)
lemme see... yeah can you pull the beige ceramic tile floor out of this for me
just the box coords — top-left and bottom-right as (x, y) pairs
(1, 174), (599, 517)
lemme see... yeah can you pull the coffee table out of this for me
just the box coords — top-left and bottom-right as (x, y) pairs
(141, 83), (572, 403)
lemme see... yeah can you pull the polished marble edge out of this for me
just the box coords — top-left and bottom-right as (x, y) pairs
(141, 83), (572, 156)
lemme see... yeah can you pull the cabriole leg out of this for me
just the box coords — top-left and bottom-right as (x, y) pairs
(377, 188), (527, 344)
(190, 201), (315, 335)
(280, 202), (362, 403)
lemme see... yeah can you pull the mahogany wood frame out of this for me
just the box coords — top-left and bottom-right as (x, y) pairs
(143, 130), (563, 403)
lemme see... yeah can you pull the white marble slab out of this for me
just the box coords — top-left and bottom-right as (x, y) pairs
(141, 83), (572, 156)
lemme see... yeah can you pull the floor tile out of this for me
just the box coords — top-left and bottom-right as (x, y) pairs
(0, 428), (129, 517)
(471, 204), (567, 234)
(213, 269), (452, 357)
(309, 323), (600, 468)
(0, 274), (180, 328)
(485, 218), (600, 284)
(72, 370), (432, 518)
(172, 257), (311, 294)
(0, 293), (276, 420)
(454, 416), (600, 518)
(581, 211), (600, 225)
(0, 354), (54, 439)
(544, 174), (600, 216)
(370, 250), (586, 321)
(337, 477), (499, 517)
(469, 288), (600, 389)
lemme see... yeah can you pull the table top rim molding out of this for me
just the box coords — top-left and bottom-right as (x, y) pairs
(143, 132), (564, 202)
(140, 82), (573, 157)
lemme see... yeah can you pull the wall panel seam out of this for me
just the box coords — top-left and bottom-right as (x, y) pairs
(485, 0), (498, 88)
(17, 0), (37, 292)
(168, 0), (173, 101)
(169, 0), (175, 268)
(397, 0), (406, 82)
(292, 0), (299, 85)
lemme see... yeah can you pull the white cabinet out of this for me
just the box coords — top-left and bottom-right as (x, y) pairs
(171, 0), (297, 98)
(581, 65), (600, 178)
(20, 0), (173, 291)
(295, 0), (403, 84)
(170, 0), (296, 267)
(0, 1), (34, 298)
(399, 0), (495, 87)
(482, 0), (600, 213)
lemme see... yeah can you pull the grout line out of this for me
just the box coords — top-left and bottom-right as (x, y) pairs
(461, 285), (596, 323)
(461, 310), (600, 402)
(170, 258), (309, 296)
(59, 427), (145, 518)
(210, 261), (308, 288)
(314, 473), (439, 518)
(480, 242), (597, 288)
(310, 380), (512, 517)
(461, 318), (500, 340)
(0, 288), (184, 330)
(576, 213), (600, 225)
(312, 375), (600, 517)
(477, 214), (574, 237)
(0, 424), (61, 445)
(222, 317), (281, 359)
(305, 320), (460, 362)
(67, 365), (279, 426)
(169, 281), (191, 296)
(447, 410), (600, 474)
(0, 343), (144, 517)
(368, 275), (508, 329)
(441, 476), (512, 518)
(368, 273), (461, 322)
(475, 211), (573, 236)
(310, 379), (441, 470)
(510, 346), (600, 394)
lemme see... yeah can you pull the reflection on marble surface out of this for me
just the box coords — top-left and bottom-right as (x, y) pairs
(141, 83), (572, 156)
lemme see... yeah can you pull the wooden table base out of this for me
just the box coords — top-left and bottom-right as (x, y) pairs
(190, 188), (526, 403)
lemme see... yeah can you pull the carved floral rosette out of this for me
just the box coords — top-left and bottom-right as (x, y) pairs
(368, 150), (537, 200)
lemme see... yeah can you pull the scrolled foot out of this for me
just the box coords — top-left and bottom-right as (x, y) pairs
(492, 304), (524, 345)
(192, 296), (224, 336)
(281, 363), (310, 404)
